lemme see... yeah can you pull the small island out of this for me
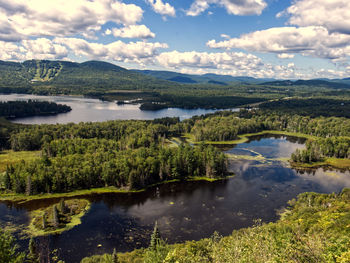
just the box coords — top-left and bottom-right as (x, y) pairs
(0, 100), (71, 119)
(28, 199), (90, 236)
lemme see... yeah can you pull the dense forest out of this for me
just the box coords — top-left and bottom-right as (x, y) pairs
(0, 100), (71, 118)
(259, 98), (350, 118)
(291, 137), (350, 163)
(189, 110), (350, 141)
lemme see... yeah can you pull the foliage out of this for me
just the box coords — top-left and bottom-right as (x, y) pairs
(0, 228), (25, 263)
(0, 100), (71, 119)
(4, 143), (227, 194)
(291, 137), (350, 163)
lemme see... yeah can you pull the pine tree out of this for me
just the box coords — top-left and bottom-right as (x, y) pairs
(27, 237), (39, 263)
(52, 205), (59, 228)
(150, 221), (161, 251)
(25, 174), (32, 196)
(59, 199), (67, 214)
(4, 167), (11, 190)
(112, 248), (119, 263)
(42, 212), (47, 229)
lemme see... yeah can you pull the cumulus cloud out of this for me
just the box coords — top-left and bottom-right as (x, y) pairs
(277, 53), (295, 59)
(22, 38), (68, 60)
(157, 50), (296, 78)
(108, 25), (155, 39)
(186, 0), (267, 16)
(207, 26), (350, 60)
(147, 0), (176, 17)
(54, 37), (168, 64)
(0, 0), (143, 41)
(156, 50), (264, 73)
(0, 38), (68, 61)
(278, 0), (350, 34)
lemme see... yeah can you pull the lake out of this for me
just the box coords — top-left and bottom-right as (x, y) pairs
(0, 94), (235, 124)
(1, 134), (349, 262)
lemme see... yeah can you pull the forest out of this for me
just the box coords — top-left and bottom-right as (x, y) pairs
(0, 100), (71, 118)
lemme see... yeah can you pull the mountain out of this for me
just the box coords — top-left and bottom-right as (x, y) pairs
(0, 60), (174, 95)
(262, 79), (350, 89)
(133, 69), (275, 84)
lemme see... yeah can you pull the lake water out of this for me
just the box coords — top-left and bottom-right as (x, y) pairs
(1, 134), (349, 262)
(0, 94), (234, 124)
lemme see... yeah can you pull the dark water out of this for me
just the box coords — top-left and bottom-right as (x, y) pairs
(1, 135), (350, 262)
(0, 94), (236, 124)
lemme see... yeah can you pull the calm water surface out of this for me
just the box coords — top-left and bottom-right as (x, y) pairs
(1, 135), (349, 262)
(0, 94), (234, 123)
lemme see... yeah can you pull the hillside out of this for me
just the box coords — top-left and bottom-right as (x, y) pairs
(0, 60), (174, 95)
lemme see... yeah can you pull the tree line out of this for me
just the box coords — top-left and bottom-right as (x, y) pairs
(0, 100), (71, 118)
(4, 140), (227, 194)
(291, 137), (350, 163)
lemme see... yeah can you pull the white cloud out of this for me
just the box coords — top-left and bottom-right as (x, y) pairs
(186, 0), (267, 16)
(220, 34), (230, 39)
(157, 51), (263, 72)
(0, 38), (68, 61)
(0, 0), (144, 41)
(277, 53), (295, 59)
(21, 38), (68, 60)
(109, 25), (155, 39)
(147, 0), (176, 17)
(278, 0), (350, 34)
(207, 26), (350, 60)
(54, 38), (168, 64)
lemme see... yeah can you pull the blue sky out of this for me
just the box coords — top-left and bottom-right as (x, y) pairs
(1, 0), (350, 79)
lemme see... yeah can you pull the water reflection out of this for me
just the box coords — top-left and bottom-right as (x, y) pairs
(0, 135), (349, 262)
(0, 94), (236, 124)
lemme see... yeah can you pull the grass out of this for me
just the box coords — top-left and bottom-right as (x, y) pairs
(26, 199), (90, 236)
(0, 150), (41, 172)
(291, 157), (350, 169)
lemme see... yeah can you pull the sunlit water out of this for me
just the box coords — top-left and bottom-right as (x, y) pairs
(0, 94), (236, 123)
(1, 134), (349, 262)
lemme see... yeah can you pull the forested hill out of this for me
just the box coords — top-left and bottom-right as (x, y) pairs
(0, 60), (174, 94)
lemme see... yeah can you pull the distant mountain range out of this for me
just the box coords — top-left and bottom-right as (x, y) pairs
(0, 60), (350, 92)
(132, 69), (276, 85)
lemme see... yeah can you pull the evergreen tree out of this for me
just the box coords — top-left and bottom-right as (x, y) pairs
(59, 199), (67, 214)
(27, 237), (39, 263)
(150, 221), (161, 251)
(52, 205), (59, 228)
(42, 212), (47, 229)
(25, 174), (32, 196)
(112, 248), (119, 263)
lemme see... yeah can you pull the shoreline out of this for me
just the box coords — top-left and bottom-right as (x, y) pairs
(0, 176), (233, 203)
(184, 130), (315, 145)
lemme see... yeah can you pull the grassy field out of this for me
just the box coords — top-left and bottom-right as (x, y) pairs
(0, 150), (41, 172)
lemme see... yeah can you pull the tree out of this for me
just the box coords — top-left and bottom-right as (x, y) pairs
(0, 228), (25, 263)
(150, 221), (161, 251)
(52, 205), (59, 228)
(27, 237), (39, 263)
(112, 248), (119, 263)
(25, 174), (32, 196)
(59, 199), (67, 214)
(42, 212), (47, 229)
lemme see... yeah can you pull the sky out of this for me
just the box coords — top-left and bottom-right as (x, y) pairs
(1, 0), (350, 79)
